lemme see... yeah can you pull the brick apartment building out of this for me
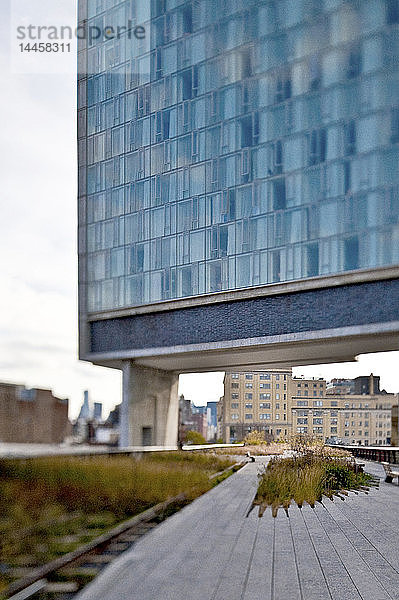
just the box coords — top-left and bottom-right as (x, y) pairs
(0, 382), (70, 444)
(221, 372), (396, 445)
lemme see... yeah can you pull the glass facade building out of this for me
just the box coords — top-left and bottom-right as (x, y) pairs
(78, 0), (399, 315)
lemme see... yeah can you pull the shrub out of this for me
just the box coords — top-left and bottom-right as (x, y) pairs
(184, 430), (206, 444)
(243, 430), (267, 446)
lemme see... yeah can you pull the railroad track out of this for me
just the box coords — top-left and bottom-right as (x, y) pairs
(3, 461), (246, 600)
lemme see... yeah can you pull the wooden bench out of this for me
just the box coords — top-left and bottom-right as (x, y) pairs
(382, 461), (399, 484)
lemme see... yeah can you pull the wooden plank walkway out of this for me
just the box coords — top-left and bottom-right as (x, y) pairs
(76, 459), (399, 600)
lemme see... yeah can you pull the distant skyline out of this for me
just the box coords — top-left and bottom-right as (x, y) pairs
(0, 1), (398, 421)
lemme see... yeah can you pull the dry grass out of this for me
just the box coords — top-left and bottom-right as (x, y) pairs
(253, 453), (375, 517)
(0, 452), (234, 591)
(214, 443), (287, 456)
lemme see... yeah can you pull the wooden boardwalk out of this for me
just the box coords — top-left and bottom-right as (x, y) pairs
(76, 459), (399, 600)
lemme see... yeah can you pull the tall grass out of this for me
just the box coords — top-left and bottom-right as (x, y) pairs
(0, 452), (233, 520)
(0, 452), (234, 591)
(254, 454), (374, 517)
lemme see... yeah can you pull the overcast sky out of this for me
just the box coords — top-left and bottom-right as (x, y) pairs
(0, 1), (398, 421)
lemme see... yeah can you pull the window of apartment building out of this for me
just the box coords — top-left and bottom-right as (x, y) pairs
(260, 374), (270, 380)
(387, 0), (399, 24)
(365, 420), (369, 427)
(245, 413), (253, 420)
(297, 427), (308, 433)
(344, 120), (356, 156)
(331, 401), (338, 407)
(313, 427), (323, 434)
(313, 411), (323, 417)
(365, 431), (369, 436)
(331, 419), (338, 425)
(298, 418), (308, 424)
(313, 401), (323, 407)
(245, 383), (253, 388)
(304, 383), (308, 388)
(231, 373), (239, 379)
(245, 393), (253, 400)
(275, 414), (280, 420)
(276, 393), (280, 400)
(231, 414), (239, 420)
(297, 401), (308, 406)
(297, 410), (308, 416)
(297, 383), (302, 387)
(231, 403), (239, 409)
(245, 403), (253, 409)
(331, 427), (338, 434)
(297, 390), (302, 396)
(259, 402), (271, 409)
(231, 383), (239, 388)
(260, 413), (271, 420)
(313, 418), (323, 425)
(260, 383), (271, 389)
(304, 391), (309, 396)
(308, 128), (327, 165)
(346, 44), (361, 79)
(313, 391), (317, 396)
(345, 403), (350, 409)
(345, 420), (350, 427)
(284, 384), (286, 390)
(276, 403), (280, 409)
(245, 374), (253, 379)
(231, 393), (239, 399)
(345, 431), (349, 436)
(275, 374), (280, 380)
(276, 384), (280, 389)
(358, 430), (362, 436)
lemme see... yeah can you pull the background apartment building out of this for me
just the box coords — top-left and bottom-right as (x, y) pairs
(221, 372), (396, 445)
(223, 369), (292, 442)
(0, 383), (70, 444)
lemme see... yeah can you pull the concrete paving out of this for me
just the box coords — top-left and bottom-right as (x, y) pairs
(75, 458), (399, 600)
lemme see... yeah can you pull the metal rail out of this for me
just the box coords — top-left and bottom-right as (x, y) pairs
(327, 444), (399, 464)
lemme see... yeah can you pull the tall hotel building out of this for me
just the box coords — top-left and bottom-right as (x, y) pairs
(78, 1), (399, 446)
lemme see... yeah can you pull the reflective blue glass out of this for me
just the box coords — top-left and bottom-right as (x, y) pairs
(78, 0), (399, 312)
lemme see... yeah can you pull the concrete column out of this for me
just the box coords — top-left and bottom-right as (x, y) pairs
(120, 362), (179, 448)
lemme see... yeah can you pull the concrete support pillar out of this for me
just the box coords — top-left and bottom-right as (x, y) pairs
(120, 362), (179, 448)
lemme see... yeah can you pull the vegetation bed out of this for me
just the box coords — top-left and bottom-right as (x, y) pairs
(253, 452), (376, 517)
(0, 452), (234, 591)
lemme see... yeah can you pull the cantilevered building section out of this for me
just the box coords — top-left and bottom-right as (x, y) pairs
(77, 1), (399, 446)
